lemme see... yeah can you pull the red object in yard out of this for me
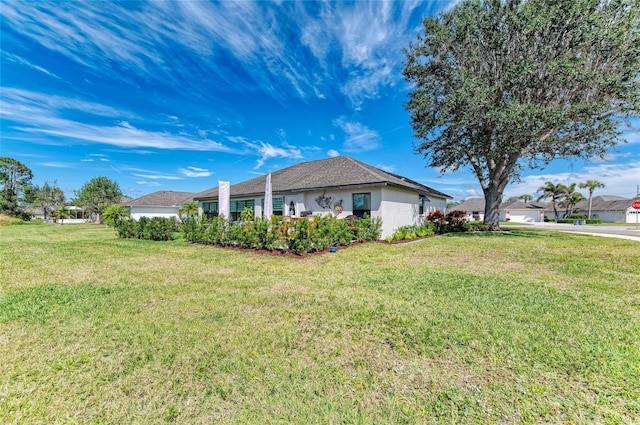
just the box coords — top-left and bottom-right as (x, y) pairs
(632, 200), (640, 210)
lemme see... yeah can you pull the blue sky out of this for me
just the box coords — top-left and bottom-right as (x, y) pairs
(1, 0), (638, 202)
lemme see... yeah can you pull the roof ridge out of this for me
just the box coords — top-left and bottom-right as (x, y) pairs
(344, 156), (387, 182)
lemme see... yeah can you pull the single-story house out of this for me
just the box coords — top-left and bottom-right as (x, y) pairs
(192, 156), (452, 239)
(574, 195), (638, 223)
(451, 198), (549, 223)
(124, 191), (194, 220)
(449, 198), (486, 222)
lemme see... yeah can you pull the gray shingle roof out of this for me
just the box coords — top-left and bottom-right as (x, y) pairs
(575, 195), (634, 211)
(193, 156), (451, 201)
(450, 198), (486, 212)
(125, 191), (195, 207)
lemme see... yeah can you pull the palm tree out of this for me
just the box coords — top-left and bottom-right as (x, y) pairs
(102, 204), (130, 227)
(537, 181), (567, 221)
(52, 205), (70, 224)
(518, 194), (533, 203)
(579, 180), (605, 219)
(559, 183), (580, 217)
(563, 192), (585, 217)
(179, 201), (199, 219)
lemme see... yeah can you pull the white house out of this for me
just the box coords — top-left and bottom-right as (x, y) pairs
(575, 195), (638, 223)
(451, 198), (549, 223)
(192, 156), (451, 239)
(124, 191), (194, 220)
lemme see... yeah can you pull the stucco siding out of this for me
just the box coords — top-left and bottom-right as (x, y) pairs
(591, 211), (627, 223)
(130, 206), (181, 220)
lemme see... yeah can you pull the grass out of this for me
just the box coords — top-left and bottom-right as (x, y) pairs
(1, 224), (639, 424)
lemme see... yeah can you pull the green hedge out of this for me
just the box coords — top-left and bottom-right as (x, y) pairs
(182, 214), (382, 255)
(557, 218), (603, 224)
(115, 217), (180, 241)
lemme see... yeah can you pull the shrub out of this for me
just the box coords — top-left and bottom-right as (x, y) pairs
(181, 214), (381, 254)
(389, 222), (434, 241)
(114, 216), (178, 241)
(425, 210), (470, 234)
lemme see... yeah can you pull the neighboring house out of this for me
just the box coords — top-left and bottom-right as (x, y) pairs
(450, 198), (486, 222)
(574, 195), (637, 223)
(451, 198), (548, 223)
(124, 191), (194, 220)
(192, 156), (451, 239)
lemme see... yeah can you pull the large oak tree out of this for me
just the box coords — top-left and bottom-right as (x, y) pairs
(404, 0), (639, 227)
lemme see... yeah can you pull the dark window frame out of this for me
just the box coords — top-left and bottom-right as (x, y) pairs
(202, 201), (219, 219)
(352, 192), (371, 218)
(261, 197), (284, 216)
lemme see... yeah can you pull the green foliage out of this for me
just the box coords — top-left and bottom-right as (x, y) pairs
(182, 214), (382, 254)
(115, 217), (179, 241)
(0, 213), (26, 226)
(74, 176), (122, 222)
(30, 181), (66, 219)
(0, 157), (34, 217)
(423, 210), (470, 234)
(102, 205), (130, 227)
(51, 206), (70, 222)
(390, 222), (435, 241)
(240, 207), (254, 222)
(178, 201), (198, 218)
(404, 0), (640, 227)
(558, 218), (603, 225)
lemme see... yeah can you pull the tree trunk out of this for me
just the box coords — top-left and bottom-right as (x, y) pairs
(483, 187), (503, 229)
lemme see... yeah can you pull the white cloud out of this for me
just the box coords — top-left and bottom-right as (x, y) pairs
(179, 166), (212, 178)
(334, 117), (381, 152)
(235, 138), (303, 169)
(327, 149), (340, 157)
(132, 173), (182, 181)
(1, 89), (235, 152)
(0, 0), (436, 105)
(38, 162), (72, 168)
(376, 163), (397, 173)
(503, 160), (640, 199)
(136, 181), (162, 187)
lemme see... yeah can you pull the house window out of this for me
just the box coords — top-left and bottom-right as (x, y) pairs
(261, 197), (284, 216)
(352, 193), (371, 218)
(202, 201), (218, 219)
(229, 199), (255, 221)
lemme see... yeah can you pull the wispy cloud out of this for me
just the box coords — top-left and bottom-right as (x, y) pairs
(1, 88), (235, 152)
(327, 149), (340, 157)
(38, 162), (72, 168)
(2, 52), (60, 79)
(132, 173), (182, 181)
(179, 166), (212, 178)
(376, 163), (397, 173)
(252, 141), (304, 169)
(136, 181), (162, 187)
(334, 117), (381, 153)
(0, 0), (438, 106)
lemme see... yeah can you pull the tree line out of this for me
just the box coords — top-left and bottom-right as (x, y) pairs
(0, 157), (123, 223)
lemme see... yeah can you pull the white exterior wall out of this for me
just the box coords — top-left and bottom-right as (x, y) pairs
(591, 210), (627, 223)
(499, 210), (544, 223)
(297, 188), (382, 219)
(130, 206), (181, 220)
(379, 187), (447, 239)
(627, 208), (640, 224)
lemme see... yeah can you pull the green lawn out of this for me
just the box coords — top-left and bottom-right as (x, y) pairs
(1, 224), (639, 424)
